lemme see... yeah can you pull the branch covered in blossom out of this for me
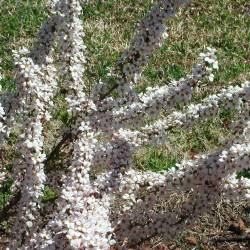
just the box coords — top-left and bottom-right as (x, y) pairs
(96, 0), (188, 100)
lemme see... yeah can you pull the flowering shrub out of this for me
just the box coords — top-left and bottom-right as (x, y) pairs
(0, 0), (249, 249)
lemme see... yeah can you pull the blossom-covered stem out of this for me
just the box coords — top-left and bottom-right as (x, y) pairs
(89, 49), (218, 135)
(30, 14), (62, 65)
(87, 82), (248, 171)
(115, 141), (250, 246)
(108, 119), (250, 223)
(56, 0), (88, 113)
(143, 81), (250, 144)
(1, 7), (60, 148)
(97, 0), (189, 100)
(10, 56), (45, 247)
(10, 48), (57, 247)
(112, 64), (214, 128)
(94, 132), (250, 214)
(27, 121), (114, 249)
(42, 0), (91, 166)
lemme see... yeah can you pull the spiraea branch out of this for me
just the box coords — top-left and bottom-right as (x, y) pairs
(0, 0), (249, 249)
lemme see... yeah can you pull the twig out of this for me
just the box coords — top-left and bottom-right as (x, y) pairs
(43, 130), (73, 166)
(213, 235), (250, 243)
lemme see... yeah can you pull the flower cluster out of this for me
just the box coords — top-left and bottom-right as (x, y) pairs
(0, 0), (249, 249)
(199, 47), (218, 81)
(9, 46), (57, 247)
(56, 0), (88, 113)
(0, 101), (6, 136)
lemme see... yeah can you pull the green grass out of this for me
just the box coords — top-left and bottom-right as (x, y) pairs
(0, 178), (13, 208)
(135, 147), (179, 172)
(0, 0), (47, 90)
(0, 0), (249, 222)
(0, 0), (249, 89)
(42, 186), (58, 203)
